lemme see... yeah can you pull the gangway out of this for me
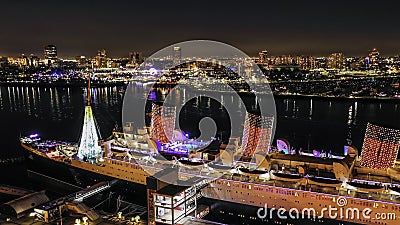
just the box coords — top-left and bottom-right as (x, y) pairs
(72, 180), (116, 202)
(32, 180), (117, 222)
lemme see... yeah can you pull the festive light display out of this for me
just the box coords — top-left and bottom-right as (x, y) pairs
(78, 106), (102, 160)
(360, 123), (400, 170)
(150, 102), (176, 144)
(241, 112), (274, 157)
(277, 139), (290, 154)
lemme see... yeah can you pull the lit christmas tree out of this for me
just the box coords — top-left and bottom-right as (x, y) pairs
(78, 76), (102, 160)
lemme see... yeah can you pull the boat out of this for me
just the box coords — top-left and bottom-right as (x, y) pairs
(20, 77), (400, 225)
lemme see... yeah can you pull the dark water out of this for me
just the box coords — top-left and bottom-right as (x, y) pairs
(0, 85), (400, 159)
(274, 97), (400, 154)
(125, 85), (400, 154)
(0, 85), (398, 225)
(0, 86), (123, 158)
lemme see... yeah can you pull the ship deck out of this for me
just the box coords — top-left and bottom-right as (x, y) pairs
(21, 137), (400, 206)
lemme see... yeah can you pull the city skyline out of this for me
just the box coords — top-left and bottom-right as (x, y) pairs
(0, 45), (395, 59)
(1, 1), (400, 57)
(1, 44), (398, 75)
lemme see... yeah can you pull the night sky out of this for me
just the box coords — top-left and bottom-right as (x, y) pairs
(1, 0), (399, 57)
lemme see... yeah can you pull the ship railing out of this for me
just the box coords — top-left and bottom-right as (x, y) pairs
(102, 150), (400, 204)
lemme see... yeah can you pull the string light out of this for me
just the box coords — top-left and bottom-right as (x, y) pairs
(78, 106), (101, 159)
(360, 123), (400, 170)
(241, 112), (274, 157)
(150, 103), (176, 144)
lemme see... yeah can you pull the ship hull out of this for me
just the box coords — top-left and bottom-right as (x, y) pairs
(22, 145), (148, 206)
(21, 142), (400, 225)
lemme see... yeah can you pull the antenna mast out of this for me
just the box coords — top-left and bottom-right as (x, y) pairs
(87, 74), (91, 106)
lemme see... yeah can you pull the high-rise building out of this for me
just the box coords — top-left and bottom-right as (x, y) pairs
(295, 56), (316, 71)
(173, 46), (181, 67)
(44, 45), (57, 66)
(129, 52), (143, 65)
(273, 55), (294, 65)
(360, 123), (400, 170)
(29, 54), (40, 67)
(259, 50), (269, 64)
(369, 48), (380, 62)
(44, 45), (57, 59)
(241, 112), (274, 158)
(19, 54), (30, 67)
(76, 55), (89, 68)
(96, 49), (108, 68)
(347, 57), (363, 71)
(368, 48), (380, 69)
(327, 53), (345, 70)
(313, 57), (327, 69)
(150, 102), (176, 144)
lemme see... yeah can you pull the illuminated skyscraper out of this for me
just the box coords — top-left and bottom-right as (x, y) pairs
(360, 123), (400, 170)
(19, 54), (30, 67)
(129, 51), (143, 65)
(295, 56), (316, 71)
(241, 112), (274, 158)
(368, 48), (380, 69)
(150, 102), (176, 144)
(29, 54), (40, 67)
(96, 49), (108, 68)
(258, 50), (269, 64)
(274, 55), (294, 65)
(173, 46), (181, 67)
(76, 55), (89, 68)
(44, 45), (57, 66)
(327, 53), (345, 70)
(44, 45), (57, 59)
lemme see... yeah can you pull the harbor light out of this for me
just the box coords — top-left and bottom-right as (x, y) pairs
(135, 215), (140, 222)
(74, 219), (81, 225)
(82, 216), (88, 225)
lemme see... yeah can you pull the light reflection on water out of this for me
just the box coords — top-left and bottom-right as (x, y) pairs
(0, 85), (399, 158)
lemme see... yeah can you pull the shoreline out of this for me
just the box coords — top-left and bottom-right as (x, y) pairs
(1, 82), (400, 101)
(0, 81), (127, 88)
(273, 93), (400, 102)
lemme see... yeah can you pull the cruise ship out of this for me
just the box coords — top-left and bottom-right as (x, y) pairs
(20, 81), (400, 225)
